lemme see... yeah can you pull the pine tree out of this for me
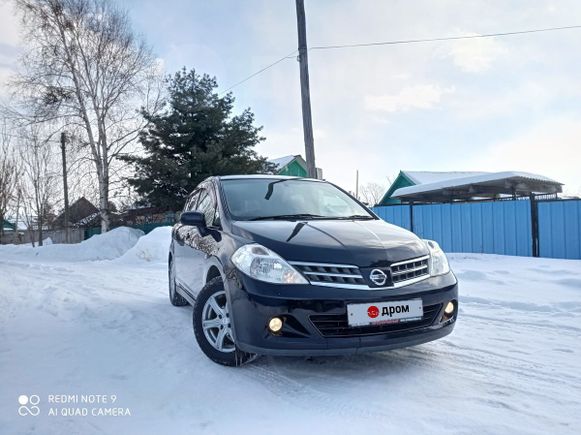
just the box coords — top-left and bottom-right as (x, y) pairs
(123, 68), (272, 210)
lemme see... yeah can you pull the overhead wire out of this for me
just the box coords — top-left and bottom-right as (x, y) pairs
(219, 49), (298, 96)
(220, 24), (581, 93)
(309, 24), (581, 51)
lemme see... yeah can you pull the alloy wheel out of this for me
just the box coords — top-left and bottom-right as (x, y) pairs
(201, 291), (235, 353)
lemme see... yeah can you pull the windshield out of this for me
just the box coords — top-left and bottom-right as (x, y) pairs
(221, 178), (375, 221)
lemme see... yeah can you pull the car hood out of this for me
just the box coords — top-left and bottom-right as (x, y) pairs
(230, 219), (428, 267)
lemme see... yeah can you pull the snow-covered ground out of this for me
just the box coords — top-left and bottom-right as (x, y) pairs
(1, 227), (580, 434)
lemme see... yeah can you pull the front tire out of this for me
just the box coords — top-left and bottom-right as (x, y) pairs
(168, 256), (188, 307)
(193, 277), (256, 366)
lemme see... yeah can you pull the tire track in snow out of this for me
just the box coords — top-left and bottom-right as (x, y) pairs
(244, 357), (398, 419)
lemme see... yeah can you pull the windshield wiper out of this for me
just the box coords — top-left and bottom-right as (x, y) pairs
(332, 215), (375, 220)
(265, 179), (293, 200)
(250, 213), (327, 221)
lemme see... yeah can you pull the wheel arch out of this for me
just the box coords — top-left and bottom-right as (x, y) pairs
(202, 254), (227, 286)
(206, 264), (222, 284)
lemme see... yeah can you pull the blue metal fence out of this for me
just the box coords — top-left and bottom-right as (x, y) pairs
(373, 205), (411, 230)
(538, 200), (581, 259)
(413, 201), (532, 256)
(373, 199), (581, 260)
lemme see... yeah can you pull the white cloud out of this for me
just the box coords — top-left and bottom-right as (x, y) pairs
(449, 81), (549, 120)
(364, 84), (454, 113)
(0, 1), (22, 101)
(448, 74), (581, 121)
(468, 116), (581, 196)
(0, 2), (20, 46)
(447, 34), (508, 73)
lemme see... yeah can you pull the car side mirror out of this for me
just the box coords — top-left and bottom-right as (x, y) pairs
(180, 211), (206, 229)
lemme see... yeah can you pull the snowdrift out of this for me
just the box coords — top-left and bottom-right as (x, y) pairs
(0, 227), (143, 262)
(116, 226), (172, 264)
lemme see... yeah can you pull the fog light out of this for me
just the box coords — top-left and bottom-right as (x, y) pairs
(444, 301), (455, 315)
(268, 317), (283, 333)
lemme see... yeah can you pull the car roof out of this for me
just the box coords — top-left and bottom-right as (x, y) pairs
(215, 174), (324, 182)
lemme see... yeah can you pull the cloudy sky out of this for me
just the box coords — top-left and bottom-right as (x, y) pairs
(1, 0), (581, 195)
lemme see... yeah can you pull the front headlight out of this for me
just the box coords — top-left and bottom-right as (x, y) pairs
(231, 243), (308, 284)
(424, 239), (450, 276)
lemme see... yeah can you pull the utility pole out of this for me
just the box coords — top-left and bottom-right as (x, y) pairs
(355, 169), (359, 199)
(295, 0), (317, 178)
(60, 132), (70, 243)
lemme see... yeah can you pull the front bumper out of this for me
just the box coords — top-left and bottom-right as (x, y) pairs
(226, 269), (458, 356)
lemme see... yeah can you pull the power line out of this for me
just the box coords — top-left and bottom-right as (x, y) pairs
(219, 49), (297, 96)
(220, 24), (581, 94)
(310, 24), (581, 51)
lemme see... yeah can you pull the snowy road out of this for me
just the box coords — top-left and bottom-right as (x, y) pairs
(1, 228), (580, 434)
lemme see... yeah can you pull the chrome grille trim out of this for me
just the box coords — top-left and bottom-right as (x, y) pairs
(290, 255), (431, 290)
(390, 273), (430, 288)
(289, 261), (366, 287)
(390, 255), (430, 267)
(302, 271), (364, 279)
(391, 264), (428, 276)
(289, 261), (360, 269)
(307, 282), (370, 290)
(390, 255), (430, 287)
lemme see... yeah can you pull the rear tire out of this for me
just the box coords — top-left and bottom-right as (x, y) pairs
(193, 277), (257, 366)
(169, 256), (188, 307)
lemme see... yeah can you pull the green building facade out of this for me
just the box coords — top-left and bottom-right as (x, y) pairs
(269, 155), (308, 178)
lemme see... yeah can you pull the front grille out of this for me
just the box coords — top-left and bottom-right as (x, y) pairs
(390, 256), (429, 286)
(311, 303), (442, 337)
(290, 262), (366, 286)
(290, 255), (430, 289)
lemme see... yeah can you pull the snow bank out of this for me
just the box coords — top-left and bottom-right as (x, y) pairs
(116, 226), (172, 264)
(0, 227), (143, 262)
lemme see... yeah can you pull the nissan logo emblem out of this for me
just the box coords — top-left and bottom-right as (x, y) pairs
(369, 269), (387, 286)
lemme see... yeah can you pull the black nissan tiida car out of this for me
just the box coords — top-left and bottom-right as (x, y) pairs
(169, 175), (458, 366)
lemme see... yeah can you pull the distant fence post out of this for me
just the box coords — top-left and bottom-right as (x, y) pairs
(409, 203), (414, 233)
(530, 195), (539, 257)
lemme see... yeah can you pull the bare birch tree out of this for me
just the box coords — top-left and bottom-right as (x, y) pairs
(18, 126), (59, 246)
(360, 182), (388, 206)
(0, 123), (18, 242)
(12, 0), (162, 232)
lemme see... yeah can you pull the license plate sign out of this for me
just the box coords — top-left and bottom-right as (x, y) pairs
(347, 299), (423, 327)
